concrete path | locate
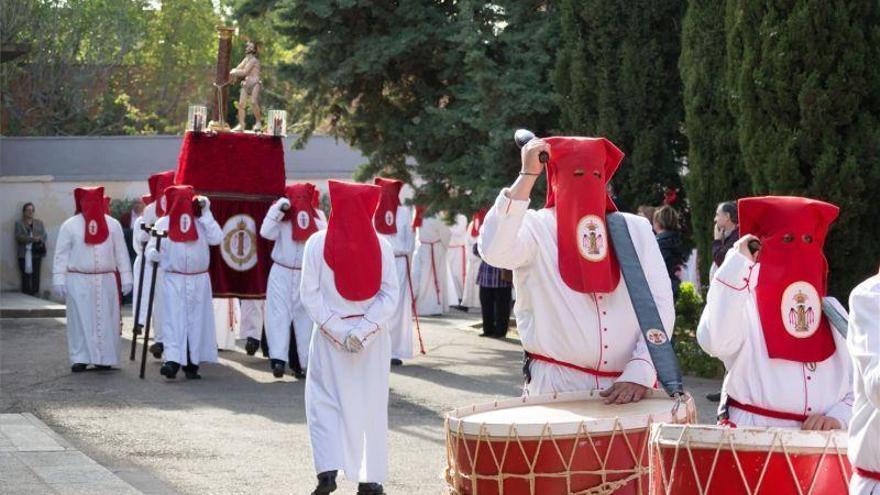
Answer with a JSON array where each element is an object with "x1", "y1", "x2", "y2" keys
[{"x1": 1, "y1": 413, "x2": 142, "y2": 494}]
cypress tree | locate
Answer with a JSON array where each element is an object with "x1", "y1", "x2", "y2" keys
[
  {"x1": 554, "y1": 0, "x2": 686, "y2": 211},
  {"x1": 727, "y1": 0, "x2": 880, "y2": 295},
  {"x1": 680, "y1": 0, "x2": 749, "y2": 278}
]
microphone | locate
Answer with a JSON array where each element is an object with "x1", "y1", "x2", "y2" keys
[{"x1": 514, "y1": 129, "x2": 549, "y2": 164}]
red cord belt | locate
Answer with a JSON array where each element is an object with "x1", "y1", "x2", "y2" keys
[
  {"x1": 165, "y1": 269, "x2": 209, "y2": 276},
  {"x1": 727, "y1": 397, "x2": 809, "y2": 422},
  {"x1": 855, "y1": 467, "x2": 880, "y2": 482},
  {"x1": 67, "y1": 269, "x2": 115, "y2": 275},
  {"x1": 525, "y1": 352, "x2": 622, "y2": 378},
  {"x1": 273, "y1": 260, "x2": 301, "y2": 270}
]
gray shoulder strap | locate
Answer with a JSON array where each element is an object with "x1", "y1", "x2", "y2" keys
[
  {"x1": 606, "y1": 212, "x2": 684, "y2": 397},
  {"x1": 822, "y1": 296, "x2": 848, "y2": 338}
]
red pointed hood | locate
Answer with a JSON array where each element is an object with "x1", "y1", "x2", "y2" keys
[
  {"x1": 148, "y1": 170, "x2": 176, "y2": 217},
  {"x1": 74, "y1": 187, "x2": 109, "y2": 245},
  {"x1": 373, "y1": 177, "x2": 404, "y2": 235},
  {"x1": 324, "y1": 180, "x2": 382, "y2": 301},
  {"x1": 285, "y1": 183, "x2": 321, "y2": 241},
  {"x1": 544, "y1": 136, "x2": 625, "y2": 294},
  {"x1": 738, "y1": 196, "x2": 839, "y2": 363},
  {"x1": 165, "y1": 185, "x2": 199, "y2": 242},
  {"x1": 470, "y1": 208, "x2": 488, "y2": 237}
]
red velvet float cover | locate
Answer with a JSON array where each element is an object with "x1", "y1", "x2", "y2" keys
[{"x1": 175, "y1": 131, "x2": 286, "y2": 298}]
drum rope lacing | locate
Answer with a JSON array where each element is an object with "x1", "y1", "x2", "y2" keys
[
  {"x1": 650, "y1": 424, "x2": 851, "y2": 495},
  {"x1": 445, "y1": 397, "x2": 697, "y2": 495}
]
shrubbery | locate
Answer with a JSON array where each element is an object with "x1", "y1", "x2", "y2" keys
[{"x1": 673, "y1": 282, "x2": 725, "y2": 378}]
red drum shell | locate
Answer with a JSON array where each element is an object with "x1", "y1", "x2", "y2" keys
[{"x1": 649, "y1": 424, "x2": 851, "y2": 495}]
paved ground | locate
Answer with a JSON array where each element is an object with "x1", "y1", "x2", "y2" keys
[
  {"x1": 0, "y1": 292, "x2": 65, "y2": 318},
  {"x1": 1, "y1": 310, "x2": 721, "y2": 494}
]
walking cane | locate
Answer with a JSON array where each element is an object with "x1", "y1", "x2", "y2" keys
[
  {"x1": 129, "y1": 224, "x2": 152, "y2": 361},
  {"x1": 139, "y1": 230, "x2": 167, "y2": 379}
]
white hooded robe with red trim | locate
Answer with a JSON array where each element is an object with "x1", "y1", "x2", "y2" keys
[
  {"x1": 53, "y1": 214, "x2": 132, "y2": 366},
  {"x1": 146, "y1": 209, "x2": 223, "y2": 367},
  {"x1": 413, "y1": 216, "x2": 452, "y2": 316},
  {"x1": 299, "y1": 230, "x2": 399, "y2": 483},
  {"x1": 461, "y1": 216, "x2": 484, "y2": 310},
  {"x1": 848, "y1": 273, "x2": 880, "y2": 495},
  {"x1": 446, "y1": 213, "x2": 468, "y2": 305},
  {"x1": 377, "y1": 205, "x2": 416, "y2": 360}
]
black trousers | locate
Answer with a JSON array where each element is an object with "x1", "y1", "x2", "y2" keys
[
  {"x1": 18, "y1": 257, "x2": 42, "y2": 296},
  {"x1": 479, "y1": 286, "x2": 512, "y2": 337}
]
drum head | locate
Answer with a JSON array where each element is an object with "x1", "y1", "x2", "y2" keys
[
  {"x1": 651, "y1": 424, "x2": 848, "y2": 453},
  {"x1": 447, "y1": 389, "x2": 689, "y2": 438}
]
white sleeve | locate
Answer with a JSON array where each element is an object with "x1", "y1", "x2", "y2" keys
[
  {"x1": 145, "y1": 217, "x2": 169, "y2": 267},
  {"x1": 400, "y1": 207, "x2": 415, "y2": 255},
  {"x1": 299, "y1": 234, "x2": 354, "y2": 345},
  {"x1": 110, "y1": 219, "x2": 133, "y2": 285},
  {"x1": 199, "y1": 211, "x2": 223, "y2": 246},
  {"x1": 259, "y1": 202, "x2": 285, "y2": 241},
  {"x1": 478, "y1": 190, "x2": 538, "y2": 270},
  {"x1": 696, "y1": 251, "x2": 755, "y2": 360},
  {"x1": 52, "y1": 220, "x2": 74, "y2": 286},
  {"x1": 616, "y1": 216, "x2": 675, "y2": 387},
  {"x1": 132, "y1": 216, "x2": 150, "y2": 254},
  {"x1": 351, "y1": 240, "x2": 401, "y2": 347},
  {"x1": 848, "y1": 281, "x2": 880, "y2": 409}
]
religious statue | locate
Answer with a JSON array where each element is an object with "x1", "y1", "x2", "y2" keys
[{"x1": 229, "y1": 41, "x2": 262, "y2": 132}]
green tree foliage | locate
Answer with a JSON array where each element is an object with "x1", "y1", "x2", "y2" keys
[
  {"x1": 554, "y1": 0, "x2": 686, "y2": 211},
  {"x1": 679, "y1": 0, "x2": 749, "y2": 278},
  {"x1": 726, "y1": 0, "x2": 880, "y2": 295}
]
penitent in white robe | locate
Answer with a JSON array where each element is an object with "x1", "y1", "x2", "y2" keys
[
  {"x1": 446, "y1": 213, "x2": 468, "y2": 305},
  {"x1": 53, "y1": 214, "x2": 132, "y2": 366},
  {"x1": 460, "y1": 221, "x2": 482, "y2": 310},
  {"x1": 147, "y1": 213, "x2": 223, "y2": 367},
  {"x1": 480, "y1": 190, "x2": 674, "y2": 395},
  {"x1": 300, "y1": 231, "x2": 399, "y2": 483},
  {"x1": 260, "y1": 202, "x2": 326, "y2": 369},
  {"x1": 697, "y1": 251, "x2": 853, "y2": 428},
  {"x1": 131, "y1": 203, "x2": 164, "y2": 341},
  {"x1": 846, "y1": 275, "x2": 880, "y2": 495},
  {"x1": 378, "y1": 206, "x2": 417, "y2": 360},
  {"x1": 239, "y1": 299, "x2": 265, "y2": 341},
  {"x1": 413, "y1": 216, "x2": 451, "y2": 316},
  {"x1": 213, "y1": 298, "x2": 240, "y2": 351}
]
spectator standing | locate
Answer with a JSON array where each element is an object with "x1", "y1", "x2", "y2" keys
[
  {"x1": 474, "y1": 244, "x2": 513, "y2": 338},
  {"x1": 653, "y1": 206, "x2": 685, "y2": 300},
  {"x1": 14, "y1": 202, "x2": 47, "y2": 296},
  {"x1": 711, "y1": 201, "x2": 739, "y2": 270}
]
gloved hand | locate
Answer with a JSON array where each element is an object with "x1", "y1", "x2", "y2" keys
[
  {"x1": 121, "y1": 283, "x2": 133, "y2": 296},
  {"x1": 197, "y1": 195, "x2": 211, "y2": 212},
  {"x1": 343, "y1": 334, "x2": 364, "y2": 353},
  {"x1": 275, "y1": 197, "x2": 291, "y2": 212},
  {"x1": 146, "y1": 249, "x2": 161, "y2": 263},
  {"x1": 53, "y1": 284, "x2": 66, "y2": 300}
]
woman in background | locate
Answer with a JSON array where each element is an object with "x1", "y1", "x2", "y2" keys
[{"x1": 15, "y1": 202, "x2": 47, "y2": 296}]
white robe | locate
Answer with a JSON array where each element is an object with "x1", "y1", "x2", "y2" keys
[
  {"x1": 300, "y1": 231, "x2": 399, "y2": 483},
  {"x1": 213, "y1": 298, "x2": 240, "y2": 351},
  {"x1": 479, "y1": 190, "x2": 674, "y2": 395},
  {"x1": 53, "y1": 214, "x2": 132, "y2": 366},
  {"x1": 446, "y1": 214, "x2": 468, "y2": 305},
  {"x1": 460, "y1": 224, "x2": 482, "y2": 310},
  {"x1": 847, "y1": 274, "x2": 880, "y2": 495},
  {"x1": 697, "y1": 250, "x2": 854, "y2": 428},
  {"x1": 413, "y1": 217, "x2": 451, "y2": 316},
  {"x1": 378, "y1": 206, "x2": 417, "y2": 360},
  {"x1": 131, "y1": 203, "x2": 164, "y2": 341},
  {"x1": 239, "y1": 299, "x2": 265, "y2": 340},
  {"x1": 147, "y1": 212, "x2": 223, "y2": 366},
  {"x1": 260, "y1": 202, "x2": 326, "y2": 368}
]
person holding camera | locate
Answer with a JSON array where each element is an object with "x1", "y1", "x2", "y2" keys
[{"x1": 15, "y1": 202, "x2": 47, "y2": 296}]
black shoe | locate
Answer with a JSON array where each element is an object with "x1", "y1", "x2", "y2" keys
[
  {"x1": 478, "y1": 333, "x2": 493, "y2": 338},
  {"x1": 133, "y1": 324, "x2": 143, "y2": 336},
  {"x1": 93, "y1": 365, "x2": 114, "y2": 371},
  {"x1": 183, "y1": 364, "x2": 201, "y2": 380},
  {"x1": 311, "y1": 470, "x2": 337, "y2": 495},
  {"x1": 160, "y1": 361, "x2": 179, "y2": 379},
  {"x1": 271, "y1": 359, "x2": 285, "y2": 378},
  {"x1": 71, "y1": 363, "x2": 87, "y2": 373},
  {"x1": 245, "y1": 337, "x2": 260, "y2": 356},
  {"x1": 390, "y1": 358, "x2": 403, "y2": 366},
  {"x1": 149, "y1": 342, "x2": 164, "y2": 359},
  {"x1": 706, "y1": 392, "x2": 722, "y2": 402},
  {"x1": 293, "y1": 369, "x2": 307, "y2": 380},
  {"x1": 357, "y1": 482, "x2": 385, "y2": 495}
]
